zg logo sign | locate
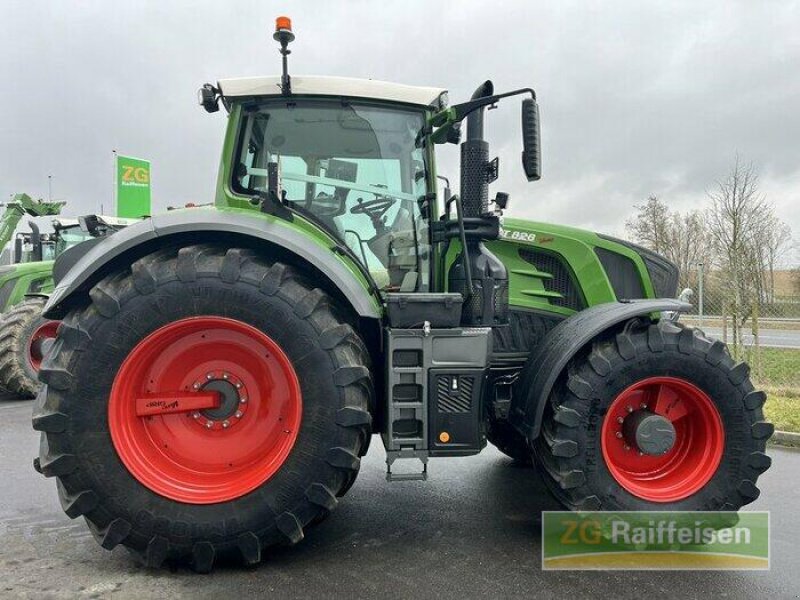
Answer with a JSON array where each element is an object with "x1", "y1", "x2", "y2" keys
[
  {"x1": 116, "y1": 154, "x2": 151, "y2": 218},
  {"x1": 120, "y1": 165, "x2": 150, "y2": 187}
]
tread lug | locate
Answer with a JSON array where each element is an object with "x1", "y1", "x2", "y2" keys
[
  {"x1": 38, "y1": 366, "x2": 73, "y2": 391},
  {"x1": 220, "y1": 249, "x2": 245, "y2": 283},
  {"x1": 306, "y1": 483, "x2": 338, "y2": 511},
  {"x1": 326, "y1": 447, "x2": 360, "y2": 471},
  {"x1": 751, "y1": 421, "x2": 774, "y2": 440},
  {"x1": 237, "y1": 532, "x2": 261, "y2": 566},
  {"x1": 32, "y1": 409, "x2": 68, "y2": 433},
  {"x1": 95, "y1": 518, "x2": 132, "y2": 550},
  {"x1": 319, "y1": 324, "x2": 352, "y2": 350},
  {"x1": 276, "y1": 512, "x2": 304, "y2": 545},
  {"x1": 744, "y1": 390, "x2": 767, "y2": 410},
  {"x1": 294, "y1": 288, "x2": 325, "y2": 318},
  {"x1": 738, "y1": 480, "x2": 760, "y2": 503},
  {"x1": 131, "y1": 261, "x2": 157, "y2": 294},
  {"x1": 259, "y1": 263, "x2": 287, "y2": 295},
  {"x1": 566, "y1": 374, "x2": 593, "y2": 400},
  {"x1": 144, "y1": 535, "x2": 169, "y2": 568},
  {"x1": 728, "y1": 362, "x2": 750, "y2": 385},
  {"x1": 191, "y1": 541, "x2": 216, "y2": 573},
  {"x1": 615, "y1": 332, "x2": 636, "y2": 360},
  {"x1": 336, "y1": 406, "x2": 371, "y2": 428},
  {"x1": 38, "y1": 435, "x2": 76, "y2": 477},
  {"x1": 89, "y1": 285, "x2": 121, "y2": 317},
  {"x1": 746, "y1": 451, "x2": 771, "y2": 474},
  {"x1": 334, "y1": 366, "x2": 370, "y2": 387},
  {"x1": 57, "y1": 480, "x2": 98, "y2": 518}
]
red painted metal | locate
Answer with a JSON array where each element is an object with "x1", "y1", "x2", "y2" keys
[
  {"x1": 27, "y1": 320, "x2": 61, "y2": 371},
  {"x1": 108, "y1": 316, "x2": 302, "y2": 504},
  {"x1": 601, "y1": 376, "x2": 725, "y2": 503},
  {"x1": 134, "y1": 392, "x2": 220, "y2": 417}
]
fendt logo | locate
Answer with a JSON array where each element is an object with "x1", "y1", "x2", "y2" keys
[{"x1": 120, "y1": 165, "x2": 150, "y2": 187}]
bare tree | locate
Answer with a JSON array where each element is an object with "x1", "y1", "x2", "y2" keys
[
  {"x1": 625, "y1": 195, "x2": 671, "y2": 254},
  {"x1": 625, "y1": 196, "x2": 711, "y2": 289},
  {"x1": 705, "y1": 155, "x2": 770, "y2": 351}
]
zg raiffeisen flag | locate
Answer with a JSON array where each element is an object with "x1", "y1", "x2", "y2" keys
[{"x1": 116, "y1": 154, "x2": 151, "y2": 218}]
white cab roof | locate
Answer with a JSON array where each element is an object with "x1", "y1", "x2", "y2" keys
[{"x1": 217, "y1": 75, "x2": 446, "y2": 108}]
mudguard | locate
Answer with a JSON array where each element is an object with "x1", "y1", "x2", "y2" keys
[
  {"x1": 44, "y1": 208, "x2": 381, "y2": 319},
  {"x1": 510, "y1": 299, "x2": 691, "y2": 440}
]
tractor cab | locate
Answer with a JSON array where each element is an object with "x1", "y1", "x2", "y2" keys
[{"x1": 225, "y1": 84, "x2": 439, "y2": 292}]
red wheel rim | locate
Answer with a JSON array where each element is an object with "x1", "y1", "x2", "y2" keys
[
  {"x1": 108, "y1": 316, "x2": 302, "y2": 504},
  {"x1": 28, "y1": 320, "x2": 61, "y2": 371},
  {"x1": 601, "y1": 376, "x2": 724, "y2": 503}
]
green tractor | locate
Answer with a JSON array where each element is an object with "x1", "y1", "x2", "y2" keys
[
  {"x1": 33, "y1": 19, "x2": 772, "y2": 572},
  {"x1": 0, "y1": 215, "x2": 134, "y2": 397}
]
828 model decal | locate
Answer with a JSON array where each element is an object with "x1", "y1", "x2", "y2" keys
[{"x1": 499, "y1": 227, "x2": 537, "y2": 243}]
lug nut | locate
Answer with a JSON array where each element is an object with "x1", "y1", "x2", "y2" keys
[
  {"x1": 192, "y1": 412, "x2": 200, "y2": 419},
  {"x1": 206, "y1": 421, "x2": 213, "y2": 429},
  {"x1": 239, "y1": 397, "x2": 247, "y2": 404},
  {"x1": 193, "y1": 383, "x2": 200, "y2": 389},
  {"x1": 623, "y1": 444, "x2": 630, "y2": 451},
  {"x1": 223, "y1": 373, "x2": 229, "y2": 380},
  {"x1": 627, "y1": 406, "x2": 634, "y2": 413},
  {"x1": 616, "y1": 431, "x2": 623, "y2": 439},
  {"x1": 236, "y1": 383, "x2": 242, "y2": 389},
  {"x1": 222, "y1": 420, "x2": 230, "y2": 428},
  {"x1": 207, "y1": 373, "x2": 214, "y2": 380},
  {"x1": 235, "y1": 411, "x2": 243, "y2": 418},
  {"x1": 617, "y1": 416, "x2": 624, "y2": 424}
]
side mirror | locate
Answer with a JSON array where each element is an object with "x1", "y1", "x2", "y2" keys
[
  {"x1": 521, "y1": 98, "x2": 541, "y2": 181},
  {"x1": 198, "y1": 83, "x2": 220, "y2": 113}
]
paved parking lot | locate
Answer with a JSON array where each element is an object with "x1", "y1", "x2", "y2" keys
[{"x1": 1, "y1": 398, "x2": 797, "y2": 599}]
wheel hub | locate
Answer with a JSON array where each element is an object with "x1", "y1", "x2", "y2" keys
[
  {"x1": 193, "y1": 373, "x2": 249, "y2": 430},
  {"x1": 622, "y1": 410, "x2": 676, "y2": 456}
]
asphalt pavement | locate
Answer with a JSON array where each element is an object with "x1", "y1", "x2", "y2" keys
[
  {"x1": 701, "y1": 327, "x2": 800, "y2": 349},
  {"x1": 1, "y1": 398, "x2": 798, "y2": 599}
]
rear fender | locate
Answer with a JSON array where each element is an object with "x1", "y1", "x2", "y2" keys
[
  {"x1": 510, "y1": 299, "x2": 691, "y2": 440},
  {"x1": 44, "y1": 208, "x2": 382, "y2": 320}
]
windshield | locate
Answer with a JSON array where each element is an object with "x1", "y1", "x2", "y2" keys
[
  {"x1": 54, "y1": 226, "x2": 94, "y2": 256},
  {"x1": 233, "y1": 100, "x2": 431, "y2": 292}
]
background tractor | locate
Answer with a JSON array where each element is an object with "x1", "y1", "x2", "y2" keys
[
  {"x1": 33, "y1": 18, "x2": 772, "y2": 572},
  {"x1": 0, "y1": 214, "x2": 134, "y2": 397}
]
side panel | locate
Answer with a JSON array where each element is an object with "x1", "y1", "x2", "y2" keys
[
  {"x1": 44, "y1": 207, "x2": 381, "y2": 319},
  {"x1": 487, "y1": 218, "x2": 657, "y2": 318},
  {"x1": 510, "y1": 299, "x2": 691, "y2": 440},
  {"x1": 0, "y1": 262, "x2": 55, "y2": 312}
]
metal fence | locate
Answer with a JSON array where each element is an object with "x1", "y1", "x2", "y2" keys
[{"x1": 679, "y1": 274, "x2": 800, "y2": 394}]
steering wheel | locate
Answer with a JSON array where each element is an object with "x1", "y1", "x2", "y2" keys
[
  {"x1": 350, "y1": 196, "x2": 397, "y2": 236},
  {"x1": 350, "y1": 196, "x2": 395, "y2": 219}
]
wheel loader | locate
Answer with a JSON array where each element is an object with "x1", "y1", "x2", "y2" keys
[{"x1": 32, "y1": 17, "x2": 773, "y2": 572}]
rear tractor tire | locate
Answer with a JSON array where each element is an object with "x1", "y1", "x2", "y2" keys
[
  {"x1": 0, "y1": 296, "x2": 60, "y2": 399},
  {"x1": 534, "y1": 319, "x2": 773, "y2": 511},
  {"x1": 33, "y1": 245, "x2": 373, "y2": 572}
]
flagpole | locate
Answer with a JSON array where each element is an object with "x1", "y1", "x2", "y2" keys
[{"x1": 111, "y1": 149, "x2": 117, "y2": 216}]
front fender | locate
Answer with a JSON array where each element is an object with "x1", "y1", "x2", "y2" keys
[
  {"x1": 510, "y1": 299, "x2": 691, "y2": 440},
  {"x1": 44, "y1": 208, "x2": 382, "y2": 320}
]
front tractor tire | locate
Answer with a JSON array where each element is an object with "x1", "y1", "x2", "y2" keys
[
  {"x1": 0, "y1": 296, "x2": 60, "y2": 399},
  {"x1": 33, "y1": 245, "x2": 373, "y2": 572},
  {"x1": 534, "y1": 319, "x2": 773, "y2": 512}
]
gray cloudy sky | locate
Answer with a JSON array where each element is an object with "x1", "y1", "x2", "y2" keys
[{"x1": 1, "y1": 1, "x2": 798, "y2": 262}]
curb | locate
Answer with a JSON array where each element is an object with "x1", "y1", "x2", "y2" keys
[{"x1": 770, "y1": 430, "x2": 800, "y2": 449}]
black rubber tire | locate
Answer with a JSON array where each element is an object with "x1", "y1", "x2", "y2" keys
[
  {"x1": 0, "y1": 296, "x2": 53, "y2": 399},
  {"x1": 486, "y1": 419, "x2": 532, "y2": 465},
  {"x1": 533, "y1": 319, "x2": 773, "y2": 511},
  {"x1": 33, "y1": 245, "x2": 373, "y2": 572}
]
